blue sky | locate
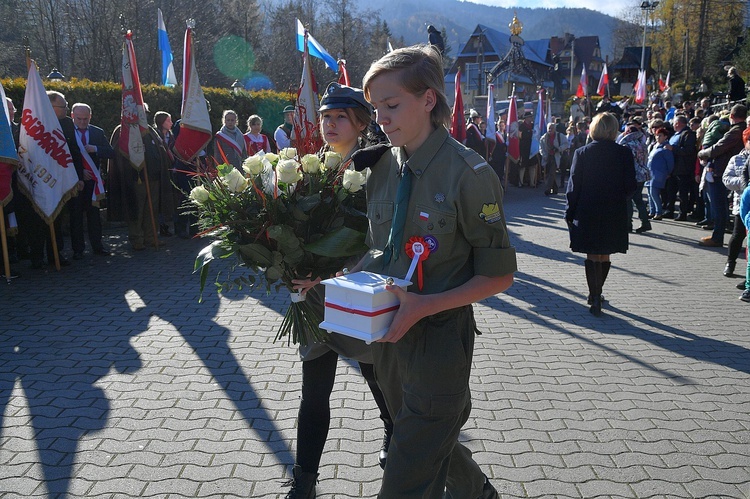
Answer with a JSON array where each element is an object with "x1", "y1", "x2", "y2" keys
[{"x1": 473, "y1": 0, "x2": 632, "y2": 17}]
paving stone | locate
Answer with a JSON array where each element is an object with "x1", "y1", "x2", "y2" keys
[{"x1": 2, "y1": 190, "x2": 748, "y2": 497}]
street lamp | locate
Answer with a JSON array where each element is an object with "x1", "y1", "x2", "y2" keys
[
  {"x1": 231, "y1": 79, "x2": 243, "y2": 95},
  {"x1": 640, "y1": 1, "x2": 659, "y2": 72},
  {"x1": 47, "y1": 68, "x2": 65, "y2": 81}
]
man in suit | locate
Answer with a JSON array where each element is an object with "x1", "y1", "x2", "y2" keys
[{"x1": 71, "y1": 102, "x2": 114, "y2": 256}]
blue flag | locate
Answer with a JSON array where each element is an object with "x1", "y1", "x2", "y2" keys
[
  {"x1": 296, "y1": 19, "x2": 337, "y2": 73},
  {"x1": 158, "y1": 9, "x2": 177, "y2": 87}
]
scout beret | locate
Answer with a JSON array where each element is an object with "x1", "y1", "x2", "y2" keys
[{"x1": 319, "y1": 83, "x2": 371, "y2": 113}]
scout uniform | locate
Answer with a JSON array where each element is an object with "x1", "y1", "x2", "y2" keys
[{"x1": 362, "y1": 126, "x2": 517, "y2": 498}]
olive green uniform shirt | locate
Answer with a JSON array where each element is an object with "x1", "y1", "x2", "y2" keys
[{"x1": 363, "y1": 126, "x2": 517, "y2": 290}]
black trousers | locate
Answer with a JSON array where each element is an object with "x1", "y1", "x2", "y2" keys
[
  {"x1": 728, "y1": 213, "x2": 748, "y2": 263},
  {"x1": 296, "y1": 349, "x2": 390, "y2": 473},
  {"x1": 70, "y1": 180, "x2": 104, "y2": 253},
  {"x1": 676, "y1": 174, "x2": 696, "y2": 217}
]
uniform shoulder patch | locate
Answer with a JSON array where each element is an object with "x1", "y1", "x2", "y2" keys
[{"x1": 448, "y1": 140, "x2": 490, "y2": 174}]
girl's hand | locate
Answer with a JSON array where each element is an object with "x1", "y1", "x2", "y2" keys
[{"x1": 291, "y1": 277, "x2": 322, "y2": 296}]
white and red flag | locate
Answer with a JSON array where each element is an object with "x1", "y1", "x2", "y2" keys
[
  {"x1": 174, "y1": 22, "x2": 212, "y2": 163},
  {"x1": 119, "y1": 30, "x2": 149, "y2": 170},
  {"x1": 293, "y1": 30, "x2": 323, "y2": 156},
  {"x1": 506, "y1": 95, "x2": 520, "y2": 164},
  {"x1": 576, "y1": 65, "x2": 588, "y2": 99},
  {"x1": 449, "y1": 69, "x2": 466, "y2": 143},
  {"x1": 597, "y1": 63, "x2": 609, "y2": 96},
  {"x1": 16, "y1": 62, "x2": 79, "y2": 223},
  {"x1": 635, "y1": 70, "x2": 647, "y2": 104}
]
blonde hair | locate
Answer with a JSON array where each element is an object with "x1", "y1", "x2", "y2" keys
[
  {"x1": 363, "y1": 44, "x2": 451, "y2": 130},
  {"x1": 246, "y1": 114, "x2": 263, "y2": 128},
  {"x1": 588, "y1": 113, "x2": 619, "y2": 141}
]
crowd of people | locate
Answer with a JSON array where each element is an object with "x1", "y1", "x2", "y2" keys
[
  {"x1": 459, "y1": 66, "x2": 750, "y2": 305},
  {"x1": 1, "y1": 92, "x2": 307, "y2": 273}
]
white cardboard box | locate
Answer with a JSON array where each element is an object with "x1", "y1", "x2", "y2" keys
[{"x1": 319, "y1": 271, "x2": 411, "y2": 343}]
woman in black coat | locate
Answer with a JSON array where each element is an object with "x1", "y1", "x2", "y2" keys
[{"x1": 565, "y1": 113, "x2": 637, "y2": 315}]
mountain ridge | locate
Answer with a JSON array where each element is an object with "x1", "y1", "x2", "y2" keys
[{"x1": 351, "y1": 0, "x2": 622, "y2": 61}]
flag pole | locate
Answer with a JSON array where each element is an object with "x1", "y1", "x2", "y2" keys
[
  {"x1": 503, "y1": 156, "x2": 509, "y2": 190},
  {"x1": 143, "y1": 169, "x2": 159, "y2": 250},
  {"x1": 49, "y1": 223, "x2": 61, "y2": 270},
  {"x1": 0, "y1": 205, "x2": 11, "y2": 282}
]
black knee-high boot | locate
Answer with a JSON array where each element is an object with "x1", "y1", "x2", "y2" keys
[
  {"x1": 600, "y1": 261, "x2": 611, "y2": 302},
  {"x1": 584, "y1": 259, "x2": 596, "y2": 303},
  {"x1": 585, "y1": 260, "x2": 602, "y2": 316}
]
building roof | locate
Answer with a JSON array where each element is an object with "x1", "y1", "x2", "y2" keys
[
  {"x1": 549, "y1": 34, "x2": 604, "y2": 72},
  {"x1": 455, "y1": 24, "x2": 552, "y2": 68},
  {"x1": 612, "y1": 46, "x2": 653, "y2": 71}
]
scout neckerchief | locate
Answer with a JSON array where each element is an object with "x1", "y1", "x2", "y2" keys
[{"x1": 382, "y1": 161, "x2": 412, "y2": 265}]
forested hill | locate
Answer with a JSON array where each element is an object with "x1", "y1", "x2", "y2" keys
[{"x1": 345, "y1": 0, "x2": 621, "y2": 60}]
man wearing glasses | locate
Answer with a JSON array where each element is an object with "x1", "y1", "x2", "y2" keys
[{"x1": 48, "y1": 91, "x2": 85, "y2": 261}]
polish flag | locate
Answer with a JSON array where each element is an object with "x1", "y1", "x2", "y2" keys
[
  {"x1": 597, "y1": 64, "x2": 609, "y2": 96},
  {"x1": 576, "y1": 65, "x2": 588, "y2": 98},
  {"x1": 174, "y1": 22, "x2": 212, "y2": 163},
  {"x1": 635, "y1": 70, "x2": 647, "y2": 104}
]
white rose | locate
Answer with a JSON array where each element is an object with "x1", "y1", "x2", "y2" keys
[
  {"x1": 300, "y1": 154, "x2": 321, "y2": 174},
  {"x1": 242, "y1": 155, "x2": 264, "y2": 176},
  {"x1": 279, "y1": 147, "x2": 297, "y2": 160},
  {"x1": 189, "y1": 185, "x2": 210, "y2": 204},
  {"x1": 264, "y1": 152, "x2": 279, "y2": 165},
  {"x1": 323, "y1": 151, "x2": 343, "y2": 170},
  {"x1": 342, "y1": 170, "x2": 366, "y2": 192},
  {"x1": 276, "y1": 159, "x2": 303, "y2": 184},
  {"x1": 222, "y1": 168, "x2": 248, "y2": 193}
]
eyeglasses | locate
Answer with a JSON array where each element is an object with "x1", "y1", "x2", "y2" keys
[{"x1": 53, "y1": 104, "x2": 69, "y2": 110}]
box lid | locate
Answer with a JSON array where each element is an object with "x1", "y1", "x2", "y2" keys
[{"x1": 320, "y1": 271, "x2": 411, "y2": 294}]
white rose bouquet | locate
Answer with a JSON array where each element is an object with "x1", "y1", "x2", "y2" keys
[{"x1": 192, "y1": 149, "x2": 368, "y2": 346}]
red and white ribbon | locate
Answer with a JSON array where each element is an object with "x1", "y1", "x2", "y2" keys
[{"x1": 405, "y1": 236, "x2": 430, "y2": 290}]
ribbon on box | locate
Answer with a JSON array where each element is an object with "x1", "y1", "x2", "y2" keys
[{"x1": 404, "y1": 236, "x2": 430, "y2": 290}]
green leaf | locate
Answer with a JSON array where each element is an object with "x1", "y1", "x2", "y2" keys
[
  {"x1": 267, "y1": 224, "x2": 301, "y2": 252},
  {"x1": 194, "y1": 241, "x2": 232, "y2": 274},
  {"x1": 304, "y1": 226, "x2": 367, "y2": 257},
  {"x1": 296, "y1": 194, "x2": 321, "y2": 212},
  {"x1": 217, "y1": 163, "x2": 235, "y2": 177},
  {"x1": 237, "y1": 243, "x2": 274, "y2": 267},
  {"x1": 266, "y1": 265, "x2": 283, "y2": 281}
]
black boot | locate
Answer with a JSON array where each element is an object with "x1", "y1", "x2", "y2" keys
[
  {"x1": 724, "y1": 261, "x2": 736, "y2": 277},
  {"x1": 584, "y1": 259, "x2": 596, "y2": 305},
  {"x1": 590, "y1": 261, "x2": 604, "y2": 316},
  {"x1": 585, "y1": 260, "x2": 602, "y2": 316},
  {"x1": 600, "y1": 261, "x2": 611, "y2": 305},
  {"x1": 379, "y1": 419, "x2": 393, "y2": 470},
  {"x1": 284, "y1": 465, "x2": 317, "y2": 499}
]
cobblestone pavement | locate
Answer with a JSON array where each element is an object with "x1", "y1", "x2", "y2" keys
[{"x1": 1, "y1": 187, "x2": 749, "y2": 499}]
